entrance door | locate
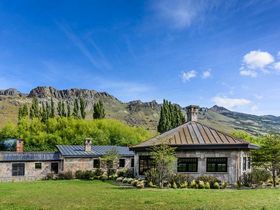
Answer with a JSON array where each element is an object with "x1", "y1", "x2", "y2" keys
[{"x1": 51, "y1": 162, "x2": 59, "y2": 174}]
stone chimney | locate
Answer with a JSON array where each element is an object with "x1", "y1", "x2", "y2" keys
[
  {"x1": 186, "y1": 105, "x2": 199, "y2": 122},
  {"x1": 84, "y1": 138, "x2": 92, "y2": 152},
  {"x1": 16, "y1": 139, "x2": 24, "y2": 153}
]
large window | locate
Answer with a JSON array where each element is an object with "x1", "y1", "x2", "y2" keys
[
  {"x1": 206, "y1": 158, "x2": 227, "y2": 172},
  {"x1": 177, "y1": 158, "x2": 198, "y2": 172},
  {"x1": 119, "y1": 159, "x2": 125, "y2": 168},
  {"x1": 12, "y1": 163, "x2": 25, "y2": 176},
  {"x1": 93, "y1": 159, "x2": 100, "y2": 168},
  {"x1": 139, "y1": 156, "x2": 154, "y2": 175}
]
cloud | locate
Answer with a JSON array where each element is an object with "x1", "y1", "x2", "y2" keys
[
  {"x1": 274, "y1": 62, "x2": 280, "y2": 72},
  {"x1": 251, "y1": 105, "x2": 258, "y2": 112},
  {"x1": 240, "y1": 50, "x2": 275, "y2": 77},
  {"x1": 212, "y1": 96, "x2": 251, "y2": 109},
  {"x1": 202, "y1": 69, "x2": 211, "y2": 79},
  {"x1": 181, "y1": 70, "x2": 197, "y2": 82}
]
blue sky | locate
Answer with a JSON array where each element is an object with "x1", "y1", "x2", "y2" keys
[{"x1": 1, "y1": 0, "x2": 280, "y2": 115}]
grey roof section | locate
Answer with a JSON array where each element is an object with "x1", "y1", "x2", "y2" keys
[
  {"x1": 56, "y1": 145, "x2": 134, "y2": 157},
  {"x1": 0, "y1": 152, "x2": 61, "y2": 162}
]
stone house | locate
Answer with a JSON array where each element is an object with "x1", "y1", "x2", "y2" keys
[
  {"x1": 0, "y1": 139, "x2": 134, "y2": 182},
  {"x1": 130, "y1": 105, "x2": 259, "y2": 184}
]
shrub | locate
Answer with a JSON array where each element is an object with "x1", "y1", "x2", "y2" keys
[
  {"x1": 221, "y1": 182, "x2": 228, "y2": 189},
  {"x1": 204, "y1": 182, "x2": 210, "y2": 189},
  {"x1": 179, "y1": 181, "x2": 188, "y2": 188},
  {"x1": 75, "y1": 170, "x2": 94, "y2": 180},
  {"x1": 127, "y1": 178, "x2": 134, "y2": 184},
  {"x1": 148, "y1": 181, "x2": 157, "y2": 188},
  {"x1": 145, "y1": 168, "x2": 158, "y2": 185},
  {"x1": 136, "y1": 181, "x2": 145, "y2": 189},
  {"x1": 107, "y1": 168, "x2": 117, "y2": 176},
  {"x1": 169, "y1": 174, "x2": 194, "y2": 186},
  {"x1": 172, "y1": 182, "x2": 178, "y2": 189},
  {"x1": 196, "y1": 176, "x2": 220, "y2": 189},
  {"x1": 94, "y1": 168, "x2": 104, "y2": 176},
  {"x1": 213, "y1": 182, "x2": 220, "y2": 189},
  {"x1": 122, "y1": 178, "x2": 129, "y2": 183},
  {"x1": 251, "y1": 169, "x2": 271, "y2": 185},
  {"x1": 239, "y1": 173, "x2": 252, "y2": 187},
  {"x1": 46, "y1": 173, "x2": 55, "y2": 180},
  {"x1": 58, "y1": 171, "x2": 73, "y2": 180},
  {"x1": 198, "y1": 181, "x2": 205, "y2": 189},
  {"x1": 235, "y1": 180, "x2": 242, "y2": 189},
  {"x1": 116, "y1": 177, "x2": 124, "y2": 182},
  {"x1": 109, "y1": 174, "x2": 118, "y2": 180},
  {"x1": 190, "y1": 180, "x2": 197, "y2": 189},
  {"x1": 131, "y1": 179, "x2": 138, "y2": 187},
  {"x1": 100, "y1": 174, "x2": 108, "y2": 181}
]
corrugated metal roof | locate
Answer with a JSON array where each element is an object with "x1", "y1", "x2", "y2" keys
[
  {"x1": 56, "y1": 145, "x2": 134, "y2": 157},
  {"x1": 0, "y1": 152, "x2": 61, "y2": 162},
  {"x1": 132, "y1": 121, "x2": 254, "y2": 149}
]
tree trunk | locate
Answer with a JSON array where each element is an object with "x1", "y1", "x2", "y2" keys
[{"x1": 272, "y1": 167, "x2": 276, "y2": 188}]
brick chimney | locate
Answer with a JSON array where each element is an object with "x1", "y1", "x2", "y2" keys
[
  {"x1": 16, "y1": 139, "x2": 24, "y2": 152},
  {"x1": 84, "y1": 138, "x2": 92, "y2": 152},
  {"x1": 186, "y1": 105, "x2": 199, "y2": 122}
]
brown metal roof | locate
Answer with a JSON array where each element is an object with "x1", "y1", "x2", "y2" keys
[{"x1": 132, "y1": 121, "x2": 253, "y2": 149}]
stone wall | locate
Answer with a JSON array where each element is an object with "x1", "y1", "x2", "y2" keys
[
  {"x1": 134, "y1": 149, "x2": 251, "y2": 184},
  {"x1": 0, "y1": 161, "x2": 62, "y2": 182}
]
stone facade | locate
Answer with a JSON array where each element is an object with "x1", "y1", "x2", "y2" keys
[
  {"x1": 0, "y1": 161, "x2": 62, "y2": 182},
  {"x1": 134, "y1": 149, "x2": 251, "y2": 184}
]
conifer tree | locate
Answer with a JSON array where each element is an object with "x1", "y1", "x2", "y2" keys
[
  {"x1": 50, "y1": 98, "x2": 55, "y2": 118},
  {"x1": 67, "y1": 103, "x2": 71, "y2": 117},
  {"x1": 30, "y1": 97, "x2": 40, "y2": 119},
  {"x1": 18, "y1": 104, "x2": 29, "y2": 121},
  {"x1": 93, "y1": 101, "x2": 105, "y2": 119},
  {"x1": 62, "y1": 102, "x2": 67, "y2": 117},
  {"x1": 57, "y1": 101, "x2": 62, "y2": 117},
  {"x1": 80, "y1": 97, "x2": 86, "y2": 119},
  {"x1": 73, "y1": 98, "x2": 80, "y2": 118}
]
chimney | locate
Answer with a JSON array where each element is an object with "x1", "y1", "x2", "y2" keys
[
  {"x1": 84, "y1": 138, "x2": 92, "y2": 152},
  {"x1": 186, "y1": 105, "x2": 199, "y2": 122},
  {"x1": 16, "y1": 139, "x2": 24, "y2": 152}
]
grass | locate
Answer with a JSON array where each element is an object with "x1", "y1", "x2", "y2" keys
[{"x1": 0, "y1": 180, "x2": 280, "y2": 210}]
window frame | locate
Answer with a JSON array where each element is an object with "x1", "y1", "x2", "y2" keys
[
  {"x1": 93, "y1": 159, "x2": 100, "y2": 169},
  {"x1": 248, "y1": 157, "x2": 251, "y2": 169},
  {"x1": 119, "y1": 159, "x2": 125, "y2": 168},
  {"x1": 139, "y1": 156, "x2": 154, "y2": 175},
  {"x1": 12, "y1": 163, "x2": 25, "y2": 176},
  {"x1": 131, "y1": 158, "x2": 134, "y2": 168},
  {"x1": 206, "y1": 157, "x2": 228, "y2": 172},
  {"x1": 35, "y1": 162, "x2": 42, "y2": 170},
  {"x1": 177, "y1": 158, "x2": 198, "y2": 172},
  {"x1": 243, "y1": 157, "x2": 247, "y2": 171}
]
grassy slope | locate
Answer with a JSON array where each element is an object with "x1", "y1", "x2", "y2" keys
[{"x1": 0, "y1": 180, "x2": 280, "y2": 210}]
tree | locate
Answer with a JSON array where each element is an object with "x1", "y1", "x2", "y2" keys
[
  {"x1": 93, "y1": 101, "x2": 105, "y2": 119},
  {"x1": 80, "y1": 97, "x2": 86, "y2": 119},
  {"x1": 67, "y1": 103, "x2": 71, "y2": 117},
  {"x1": 57, "y1": 101, "x2": 62, "y2": 117},
  {"x1": 73, "y1": 98, "x2": 80, "y2": 118},
  {"x1": 150, "y1": 144, "x2": 176, "y2": 188},
  {"x1": 62, "y1": 102, "x2": 67, "y2": 117},
  {"x1": 157, "y1": 100, "x2": 185, "y2": 133},
  {"x1": 29, "y1": 97, "x2": 40, "y2": 119},
  {"x1": 252, "y1": 134, "x2": 280, "y2": 187},
  {"x1": 50, "y1": 98, "x2": 55, "y2": 118},
  {"x1": 18, "y1": 104, "x2": 29, "y2": 121},
  {"x1": 101, "y1": 148, "x2": 120, "y2": 169}
]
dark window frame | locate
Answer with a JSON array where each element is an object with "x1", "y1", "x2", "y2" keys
[
  {"x1": 119, "y1": 159, "x2": 125, "y2": 168},
  {"x1": 248, "y1": 157, "x2": 251, "y2": 169},
  {"x1": 12, "y1": 163, "x2": 25, "y2": 176},
  {"x1": 35, "y1": 162, "x2": 42, "y2": 170},
  {"x1": 177, "y1": 158, "x2": 198, "y2": 172},
  {"x1": 131, "y1": 158, "x2": 134, "y2": 168},
  {"x1": 93, "y1": 159, "x2": 100, "y2": 169},
  {"x1": 206, "y1": 157, "x2": 228, "y2": 172},
  {"x1": 243, "y1": 157, "x2": 247, "y2": 171},
  {"x1": 139, "y1": 156, "x2": 155, "y2": 175}
]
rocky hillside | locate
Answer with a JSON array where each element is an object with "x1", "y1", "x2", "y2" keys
[{"x1": 1, "y1": 86, "x2": 280, "y2": 135}]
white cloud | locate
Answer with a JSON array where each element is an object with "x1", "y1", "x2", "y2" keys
[
  {"x1": 212, "y1": 96, "x2": 251, "y2": 109},
  {"x1": 240, "y1": 69, "x2": 257, "y2": 77},
  {"x1": 251, "y1": 105, "x2": 258, "y2": 112},
  {"x1": 181, "y1": 70, "x2": 196, "y2": 82},
  {"x1": 274, "y1": 62, "x2": 280, "y2": 72},
  {"x1": 243, "y1": 50, "x2": 274, "y2": 69},
  {"x1": 202, "y1": 69, "x2": 211, "y2": 79}
]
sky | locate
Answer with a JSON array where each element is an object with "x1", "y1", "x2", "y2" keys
[{"x1": 0, "y1": 0, "x2": 280, "y2": 115}]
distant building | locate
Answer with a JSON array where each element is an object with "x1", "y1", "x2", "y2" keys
[{"x1": 130, "y1": 105, "x2": 259, "y2": 184}]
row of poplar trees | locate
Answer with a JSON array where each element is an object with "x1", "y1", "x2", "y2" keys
[
  {"x1": 157, "y1": 100, "x2": 185, "y2": 133},
  {"x1": 18, "y1": 97, "x2": 105, "y2": 122}
]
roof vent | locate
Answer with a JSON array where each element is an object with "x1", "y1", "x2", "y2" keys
[
  {"x1": 186, "y1": 105, "x2": 199, "y2": 122},
  {"x1": 84, "y1": 138, "x2": 92, "y2": 152}
]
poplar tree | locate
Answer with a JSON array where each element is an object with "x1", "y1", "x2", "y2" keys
[
  {"x1": 18, "y1": 104, "x2": 29, "y2": 121},
  {"x1": 93, "y1": 101, "x2": 105, "y2": 119},
  {"x1": 30, "y1": 97, "x2": 40, "y2": 119},
  {"x1": 57, "y1": 101, "x2": 62, "y2": 117},
  {"x1": 73, "y1": 98, "x2": 80, "y2": 118},
  {"x1": 62, "y1": 102, "x2": 67, "y2": 117},
  {"x1": 50, "y1": 98, "x2": 55, "y2": 118},
  {"x1": 67, "y1": 103, "x2": 71, "y2": 117},
  {"x1": 80, "y1": 97, "x2": 86, "y2": 119}
]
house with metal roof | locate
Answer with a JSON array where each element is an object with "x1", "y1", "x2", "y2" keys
[
  {"x1": 0, "y1": 139, "x2": 134, "y2": 182},
  {"x1": 130, "y1": 105, "x2": 259, "y2": 184}
]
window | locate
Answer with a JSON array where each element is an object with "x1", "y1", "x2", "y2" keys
[
  {"x1": 35, "y1": 163, "x2": 42, "y2": 169},
  {"x1": 93, "y1": 159, "x2": 100, "y2": 168},
  {"x1": 248, "y1": 157, "x2": 251, "y2": 169},
  {"x1": 206, "y1": 158, "x2": 227, "y2": 172},
  {"x1": 119, "y1": 159, "x2": 125, "y2": 168},
  {"x1": 51, "y1": 162, "x2": 59, "y2": 174},
  {"x1": 12, "y1": 163, "x2": 25, "y2": 176},
  {"x1": 131, "y1": 158, "x2": 134, "y2": 168},
  {"x1": 177, "y1": 158, "x2": 198, "y2": 172},
  {"x1": 139, "y1": 156, "x2": 154, "y2": 175},
  {"x1": 243, "y1": 157, "x2": 247, "y2": 171}
]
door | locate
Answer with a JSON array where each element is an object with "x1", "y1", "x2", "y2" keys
[{"x1": 51, "y1": 162, "x2": 59, "y2": 174}]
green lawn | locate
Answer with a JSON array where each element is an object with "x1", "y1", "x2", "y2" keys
[{"x1": 0, "y1": 180, "x2": 279, "y2": 210}]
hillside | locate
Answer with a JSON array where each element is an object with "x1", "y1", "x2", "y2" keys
[{"x1": 1, "y1": 86, "x2": 280, "y2": 135}]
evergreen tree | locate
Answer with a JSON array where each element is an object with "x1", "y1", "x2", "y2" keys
[
  {"x1": 41, "y1": 102, "x2": 48, "y2": 123},
  {"x1": 73, "y1": 98, "x2": 80, "y2": 118},
  {"x1": 45, "y1": 102, "x2": 50, "y2": 119},
  {"x1": 67, "y1": 103, "x2": 71, "y2": 117},
  {"x1": 18, "y1": 104, "x2": 29, "y2": 121},
  {"x1": 62, "y1": 102, "x2": 67, "y2": 117},
  {"x1": 157, "y1": 99, "x2": 185, "y2": 133},
  {"x1": 57, "y1": 101, "x2": 62, "y2": 117},
  {"x1": 80, "y1": 97, "x2": 86, "y2": 119},
  {"x1": 30, "y1": 97, "x2": 40, "y2": 119},
  {"x1": 50, "y1": 98, "x2": 55, "y2": 118},
  {"x1": 93, "y1": 101, "x2": 105, "y2": 119}
]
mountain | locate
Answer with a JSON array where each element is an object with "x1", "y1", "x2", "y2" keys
[{"x1": 1, "y1": 86, "x2": 280, "y2": 135}]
